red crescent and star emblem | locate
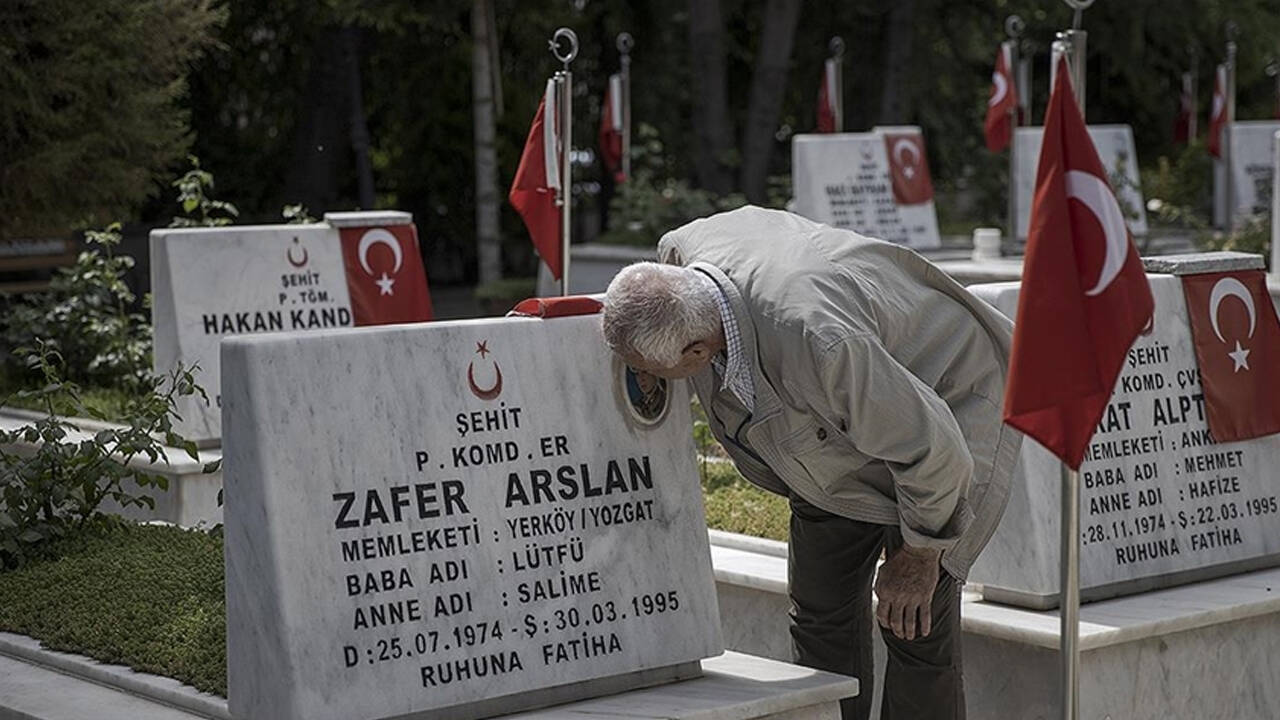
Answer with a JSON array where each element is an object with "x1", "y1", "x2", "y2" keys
[
  {"x1": 467, "y1": 340, "x2": 503, "y2": 400},
  {"x1": 287, "y1": 237, "x2": 309, "y2": 268}
]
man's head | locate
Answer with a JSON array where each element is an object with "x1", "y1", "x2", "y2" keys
[{"x1": 602, "y1": 262, "x2": 724, "y2": 379}]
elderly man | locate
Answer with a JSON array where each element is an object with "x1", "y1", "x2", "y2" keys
[{"x1": 602, "y1": 206, "x2": 1021, "y2": 720}]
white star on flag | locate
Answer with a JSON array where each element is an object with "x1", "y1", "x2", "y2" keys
[
  {"x1": 1228, "y1": 340, "x2": 1250, "y2": 372},
  {"x1": 375, "y1": 272, "x2": 396, "y2": 296}
]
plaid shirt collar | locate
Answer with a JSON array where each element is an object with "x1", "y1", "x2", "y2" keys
[{"x1": 699, "y1": 273, "x2": 755, "y2": 412}]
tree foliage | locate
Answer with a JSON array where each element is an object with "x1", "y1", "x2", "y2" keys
[{"x1": 0, "y1": 0, "x2": 225, "y2": 239}]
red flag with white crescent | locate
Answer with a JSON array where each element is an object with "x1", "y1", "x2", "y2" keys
[
  {"x1": 883, "y1": 131, "x2": 934, "y2": 205},
  {"x1": 1174, "y1": 72, "x2": 1193, "y2": 145},
  {"x1": 817, "y1": 58, "x2": 839, "y2": 133},
  {"x1": 1182, "y1": 270, "x2": 1280, "y2": 442},
  {"x1": 1208, "y1": 64, "x2": 1228, "y2": 158},
  {"x1": 599, "y1": 73, "x2": 625, "y2": 183},
  {"x1": 509, "y1": 79, "x2": 563, "y2": 280},
  {"x1": 1003, "y1": 58, "x2": 1155, "y2": 470},
  {"x1": 984, "y1": 41, "x2": 1018, "y2": 152},
  {"x1": 338, "y1": 224, "x2": 434, "y2": 325}
]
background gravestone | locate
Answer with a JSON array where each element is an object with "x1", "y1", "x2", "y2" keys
[
  {"x1": 222, "y1": 313, "x2": 723, "y2": 720},
  {"x1": 151, "y1": 211, "x2": 430, "y2": 445},
  {"x1": 791, "y1": 128, "x2": 942, "y2": 249},
  {"x1": 969, "y1": 260, "x2": 1280, "y2": 608},
  {"x1": 1014, "y1": 125, "x2": 1148, "y2": 240},
  {"x1": 1213, "y1": 121, "x2": 1280, "y2": 228}
]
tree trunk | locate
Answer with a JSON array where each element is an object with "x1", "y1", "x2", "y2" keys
[
  {"x1": 688, "y1": 0, "x2": 734, "y2": 195},
  {"x1": 739, "y1": 0, "x2": 801, "y2": 204},
  {"x1": 472, "y1": 0, "x2": 501, "y2": 286},
  {"x1": 878, "y1": 0, "x2": 917, "y2": 125},
  {"x1": 284, "y1": 28, "x2": 347, "y2": 212},
  {"x1": 342, "y1": 26, "x2": 375, "y2": 210}
]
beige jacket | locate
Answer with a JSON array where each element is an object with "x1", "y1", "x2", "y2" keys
[{"x1": 659, "y1": 206, "x2": 1022, "y2": 578}]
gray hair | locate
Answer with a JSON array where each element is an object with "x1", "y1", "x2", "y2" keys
[{"x1": 602, "y1": 262, "x2": 721, "y2": 367}]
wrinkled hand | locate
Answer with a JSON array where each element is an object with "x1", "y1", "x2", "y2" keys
[{"x1": 874, "y1": 545, "x2": 941, "y2": 641}]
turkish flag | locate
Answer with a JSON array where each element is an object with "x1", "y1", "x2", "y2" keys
[
  {"x1": 1208, "y1": 64, "x2": 1228, "y2": 158},
  {"x1": 884, "y1": 132, "x2": 934, "y2": 205},
  {"x1": 984, "y1": 41, "x2": 1018, "y2": 152},
  {"x1": 510, "y1": 79, "x2": 563, "y2": 280},
  {"x1": 1182, "y1": 270, "x2": 1280, "y2": 442},
  {"x1": 338, "y1": 224, "x2": 434, "y2": 325},
  {"x1": 599, "y1": 74, "x2": 625, "y2": 183},
  {"x1": 817, "y1": 58, "x2": 839, "y2": 133},
  {"x1": 1174, "y1": 72, "x2": 1193, "y2": 145},
  {"x1": 1003, "y1": 58, "x2": 1155, "y2": 470}
]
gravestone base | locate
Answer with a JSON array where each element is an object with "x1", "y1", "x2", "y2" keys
[{"x1": 708, "y1": 531, "x2": 1280, "y2": 719}]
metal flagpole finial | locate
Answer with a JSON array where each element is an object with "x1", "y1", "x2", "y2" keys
[
  {"x1": 1005, "y1": 14, "x2": 1025, "y2": 39},
  {"x1": 829, "y1": 36, "x2": 845, "y2": 59},
  {"x1": 1062, "y1": 0, "x2": 1095, "y2": 30},
  {"x1": 550, "y1": 27, "x2": 579, "y2": 70},
  {"x1": 616, "y1": 32, "x2": 633, "y2": 55}
]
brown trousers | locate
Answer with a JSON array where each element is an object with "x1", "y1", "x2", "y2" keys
[{"x1": 788, "y1": 496, "x2": 964, "y2": 720}]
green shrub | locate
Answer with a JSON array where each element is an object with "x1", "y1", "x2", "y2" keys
[
  {"x1": 2, "y1": 224, "x2": 152, "y2": 393},
  {"x1": 169, "y1": 156, "x2": 240, "y2": 228},
  {"x1": 0, "y1": 343, "x2": 213, "y2": 568}
]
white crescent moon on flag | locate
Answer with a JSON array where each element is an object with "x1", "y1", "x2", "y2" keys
[
  {"x1": 989, "y1": 72, "x2": 1008, "y2": 108},
  {"x1": 358, "y1": 228, "x2": 404, "y2": 276},
  {"x1": 1208, "y1": 277, "x2": 1257, "y2": 343},
  {"x1": 893, "y1": 138, "x2": 920, "y2": 167},
  {"x1": 1064, "y1": 170, "x2": 1130, "y2": 297}
]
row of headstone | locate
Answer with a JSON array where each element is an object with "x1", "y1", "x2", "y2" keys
[
  {"x1": 150, "y1": 211, "x2": 433, "y2": 445},
  {"x1": 1214, "y1": 121, "x2": 1280, "y2": 228},
  {"x1": 222, "y1": 313, "x2": 724, "y2": 720},
  {"x1": 968, "y1": 254, "x2": 1280, "y2": 608},
  {"x1": 791, "y1": 126, "x2": 942, "y2": 249}
]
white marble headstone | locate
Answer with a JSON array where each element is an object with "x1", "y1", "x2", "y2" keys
[
  {"x1": 1014, "y1": 124, "x2": 1148, "y2": 239},
  {"x1": 222, "y1": 314, "x2": 723, "y2": 720},
  {"x1": 969, "y1": 262, "x2": 1280, "y2": 608},
  {"x1": 792, "y1": 128, "x2": 942, "y2": 249},
  {"x1": 151, "y1": 211, "x2": 427, "y2": 446},
  {"x1": 1213, "y1": 121, "x2": 1280, "y2": 228}
]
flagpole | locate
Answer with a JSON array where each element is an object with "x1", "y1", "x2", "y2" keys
[
  {"x1": 1188, "y1": 46, "x2": 1199, "y2": 141},
  {"x1": 1005, "y1": 15, "x2": 1024, "y2": 242},
  {"x1": 1054, "y1": 6, "x2": 1091, "y2": 718},
  {"x1": 829, "y1": 37, "x2": 845, "y2": 132},
  {"x1": 550, "y1": 28, "x2": 578, "y2": 297},
  {"x1": 1225, "y1": 22, "x2": 1238, "y2": 233},
  {"x1": 617, "y1": 32, "x2": 633, "y2": 183}
]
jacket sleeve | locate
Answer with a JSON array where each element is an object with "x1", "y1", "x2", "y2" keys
[{"x1": 816, "y1": 333, "x2": 974, "y2": 550}]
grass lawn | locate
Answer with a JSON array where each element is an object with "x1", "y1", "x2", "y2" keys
[
  {"x1": 0, "y1": 519, "x2": 226, "y2": 696},
  {"x1": 0, "y1": 466, "x2": 785, "y2": 699}
]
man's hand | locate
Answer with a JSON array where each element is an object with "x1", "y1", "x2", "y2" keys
[{"x1": 874, "y1": 544, "x2": 941, "y2": 641}]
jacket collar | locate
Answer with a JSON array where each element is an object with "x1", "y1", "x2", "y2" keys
[{"x1": 688, "y1": 262, "x2": 783, "y2": 422}]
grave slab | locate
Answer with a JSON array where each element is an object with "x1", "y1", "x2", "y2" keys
[
  {"x1": 1214, "y1": 121, "x2": 1280, "y2": 227},
  {"x1": 967, "y1": 264, "x2": 1280, "y2": 608},
  {"x1": 222, "y1": 314, "x2": 724, "y2": 720},
  {"x1": 151, "y1": 211, "x2": 430, "y2": 446},
  {"x1": 792, "y1": 129, "x2": 941, "y2": 249}
]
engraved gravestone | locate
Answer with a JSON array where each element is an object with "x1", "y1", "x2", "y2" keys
[
  {"x1": 969, "y1": 258, "x2": 1280, "y2": 608},
  {"x1": 1014, "y1": 125, "x2": 1148, "y2": 239},
  {"x1": 151, "y1": 211, "x2": 432, "y2": 446},
  {"x1": 1213, "y1": 121, "x2": 1280, "y2": 227},
  {"x1": 792, "y1": 128, "x2": 942, "y2": 249},
  {"x1": 222, "y1": 313, "x2": 722, "y2": 720}
]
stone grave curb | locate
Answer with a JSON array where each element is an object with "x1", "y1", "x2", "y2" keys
[{"x1": 0, "y1": 632, "x2": 230, "y2": 719}]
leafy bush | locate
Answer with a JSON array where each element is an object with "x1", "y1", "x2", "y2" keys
[
  {"x1": 0, "y1": 519, "x2": 226, "y2": 696},
  {"x1": 169, "y1": 156, "x2": 240, "y2": 228},
  {"x1": 1143, "y1": 141, "x2": 1214, "y2": 223},
  {"x1": 0, "y1": 343, "x2": 212, "y2": 569},
  {"x1": 1, "y1": 224, "x2": 152, "y2": 393},
  {"x1": 1198, "y1": 213, "x2": 1272, "y2": 269}
]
